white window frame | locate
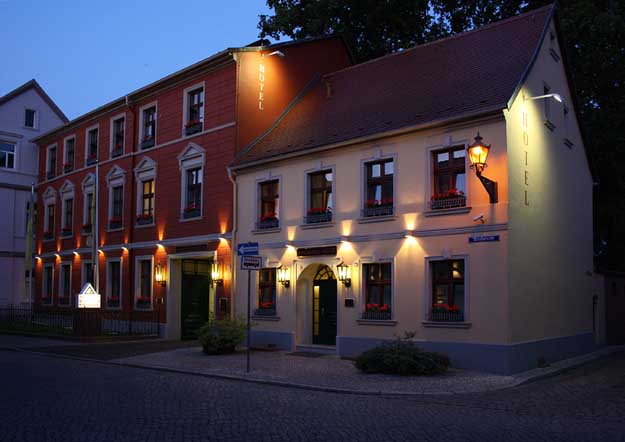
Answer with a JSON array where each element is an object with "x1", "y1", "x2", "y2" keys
[
  {"x1": 81, "y1": 260, "x2": 93, "y2": 287},
  {"x1": 42, "y1": 263, "x2": 54, "y2": 305},
  {"x1": 303, "y1": 164, "x2": 336, "y2": 225},
  {"x1": 178, "y1": 143, "x2": 205, "y2": 221},
  {"x1": 134, "y1": 157, "x2": 157, "y2": 227},
  {"x1": 181, "y1": 82, "x2": 205, "y2": 136},
  {"x1": 360, "y1": 152, "x2": 397, "y2": 219},
  {"x1": 81, "y1": 173, "x2": 95, "y2": 228},
  {"x1": 425, "y1": 141, "x2": 471, "y2": 211},
  {"x1": 106, "y1": 166, "x2": 126, "y2": 231},
  {"x1": 58, "y1": 261, "x2": 72, "y2": 307},
  {"x1": 84, "y1": 124, "x2": 99, "y2": 167},
  {"x1": 23, "y1": 107, "x2": 39, "y2": 130},
  {"x1": 46, "y1": 143, "x2": 58, "y2": 178},
  {"x1": 359, "y1": 258, "x2": 395, "y2": 320},
  {"x1": 0, "y1": 139, "x2": 17, "y2": 170},
  {"x1": 106, "y1": 258, "x2": 123, "y2": 310},
  {"x1": 59, "y1": 180, "x2": 75, "y2": 235},
  {"x1": 134, "y1": 255, "x2": 154, "y2": 310},
  {"x1": 254, "y1": 174, "x2": 282, "y2": 231},
  {"x1": 424, "y1": 255, "x2": 470, "y2": 322},
  {"x1": 62, "y1": 135, "x2": 76, "y2": 173},
  {"x1": 138, "y1": 101, "x2": 158, "y2": 147},
  {"x1": 109, "y1": 113, "x2": 126, "y2": 158},
  {"x1": 42, "y1": 186, "x2": 57, "y2": 240}
]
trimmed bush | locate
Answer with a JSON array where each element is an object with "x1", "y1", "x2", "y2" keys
[
  {"x1": 355, "y1": 335, "x2": 450, "y2": 375},
  {"x1": 198, "y1": 317, "x2": 247, "y2": 355}
]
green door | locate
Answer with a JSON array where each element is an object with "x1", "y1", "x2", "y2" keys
[
  {"x1": 181, "y1": 260, "x2": 211, "y2": 340},
  {"x1": 312, "y1": 266, "x2": 337, "y2": 346}
]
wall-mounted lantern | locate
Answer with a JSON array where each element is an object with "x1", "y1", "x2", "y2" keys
[
  {"x1": 337, "y1": 261, "x2": 351, "y2": 287},
  {"x1": 467, "y1": 133, "x2": 498, "y2": 203},
  {"x1": 211, "y1": 262, "x2": 223, "y2": 287},
  {"x1": 155, "y1": 261, "x2": 166, "y2": 287},
  {"x1": 277, "y1": 266, "x2": 290, "y2": 288}
]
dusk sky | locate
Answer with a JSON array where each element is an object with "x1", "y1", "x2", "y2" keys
[{"x1": 0, "y1": 0, "x2": 273, "y2": 119}]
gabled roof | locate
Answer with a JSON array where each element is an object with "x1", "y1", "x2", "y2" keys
[
  {"x1": 0, "y1": 79, "x2": 68, "y2": 123},
  {"x1": 232, "y1": 5, "x2": 555, "y2": 168}
]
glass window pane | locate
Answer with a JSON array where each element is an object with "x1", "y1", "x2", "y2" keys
[
  {"x1": 437, "y1": 152, "x2": 449, "y2": 163},
  {"x1": 384, "y1": 161, "x2": 394, "y2": 175},
  {"x1": 371, "y1": 163, "x2": 380, "y2": 178},
  {"x1": 453, "y1": 149, "x2": 465, "y2": 158}
]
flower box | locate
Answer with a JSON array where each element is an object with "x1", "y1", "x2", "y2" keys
[
  {"x1": 136, "y1": 214, "x2": 153, "y2": 225},
  {"x1": 111, "y1": 146, "x2": 123, "y2": 158},
  {"x1": 430, "y1": 189, "x2": 466, "y2": 210},
  {"x1": 46, "y1": 171, "x2": 55, "y2": 180},
  {"x1": 362, "y1": 201, "x2": 394, "y2": 218},
  {"x1": 184, "y1": 121, "x2": 202, "y2": 136},
  {"x1": 256, "y1": 213, "x2": 279, "y2": 230},
  {"x1": 61, "y1": 227, "x2": 73, "y2": 237},
  {"x1": 305, "y1": 208, "x2": 332, "y2": 224},
  {"x1": 136, "y1": 297, "x2": 151, "y2": 308},
  {"x1": 82, "y1": 223, "x2": 92, "y2": 234},
  {"x1": 109, "y1": 217, "x2": 123, "y2": 230},
  {"x1": 140, "y1": 137, "x2": 155, "y2": 150},
  {"x1": 430, "y1": 304, "x2": 464, "y2": 322},
  {"x1": 63, "y1": 162, "x2": 73, "y2": 173},
  {"x1": 253, "y1": 308, "x2": 276, "y2": 317},
  {"x1": 43, "y1": 230, "x2": 54, "y2": 240},
  {"x1": 183, "y1": 205, "x2": 201, "y2": 219},
  {"x1": 362, "y1": 303, "x2": 392, "y2": 320}
]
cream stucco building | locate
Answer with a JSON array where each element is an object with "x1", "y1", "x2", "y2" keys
[{"x1": 229, "y1": 6, "x2": 596, "y2": 374}]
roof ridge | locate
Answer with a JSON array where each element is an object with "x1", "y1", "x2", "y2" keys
[
  {"x1": 323, "y1": 4, "x2": 555, "y2": 80},
  {"x1": 0, "y1": 78, "x2": 68, "y2": 123}
]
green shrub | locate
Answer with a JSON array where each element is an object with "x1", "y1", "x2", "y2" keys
[
  {"x1": 355, "y1": 334, "x2": 450, "y2": 375},
  {"x1": 198, "y1": 316, "x2": 247, "y2": 355}
]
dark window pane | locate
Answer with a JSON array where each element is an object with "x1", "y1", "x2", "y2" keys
[{"x1": 25, "y1": 109, "x2": 36, "y2": 127}]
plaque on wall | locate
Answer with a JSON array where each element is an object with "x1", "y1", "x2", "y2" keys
[
  {"x1": 296, "y1": 246, "x2": 337, "y2": 258},
  {"x1": 344, "y1": 299, "x2": 355, "y2": 308}
]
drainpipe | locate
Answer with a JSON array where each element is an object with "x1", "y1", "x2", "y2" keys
[{"x1": 227, "y1": 166, "x2": 237, "y2": 320}]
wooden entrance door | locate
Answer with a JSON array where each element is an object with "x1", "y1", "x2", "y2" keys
[
  {"x1": 180, "y1": 260, "x2": 211, "y2": 340},
  {"x1": 312, "y1": 265, "x2": 337, "y2": 346}
]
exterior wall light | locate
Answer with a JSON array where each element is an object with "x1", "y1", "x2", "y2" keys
[
  {"x1": 524, "y1": 93, "x2": 563, "y2": 103},
  {"x1": 155, "y1": 261, "x2": 166, "y2": 287},
  {"x1": 211, "y1": 262, "x2": 223, "y2": 287},
  {"x1": 277, "y1": 266, "x2": 290, "y2": 288},
  {"x1": 467, "y1": 133, "x2": 498, "y2": 203},
  {"x1": 262, "y1": 50, "x2": 285, "y2": 58},
  {"x1": 337, "y1": 261, "x2": 351, "y2": 287}
]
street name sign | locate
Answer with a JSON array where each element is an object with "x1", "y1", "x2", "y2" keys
[{"x1": 468, "y1": 235, "x2": 500, "y2": 243}]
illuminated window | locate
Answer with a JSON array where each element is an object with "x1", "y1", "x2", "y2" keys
[
  {"x1": 431, "y1": 259, "x2": 465, "y2": 322},
  {"x1": 363, "y1": 159, "x2": 393, "y2": 217},
  {"x1": 257, "y1": 179, "x2": 279, "y2": 230},
  {"x1": 306, "y1": 170, "x2": 333, "y2": 224},
  {"x1": 256, "y1": 268, "x2": 276, "y2": 315},
  {"x1": 138, "y1": 179, "x2": 155, "y2": 224},
  {"x1": 362, "y1": 263, "x2": 392, "y2": 320},
  {"x1": 431, "y1": 147, "x2": 466, "y2": 210}
]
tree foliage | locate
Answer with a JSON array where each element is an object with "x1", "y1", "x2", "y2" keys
[{"x1": 258, "y1": 0, "x2": 625, "y2": 269}]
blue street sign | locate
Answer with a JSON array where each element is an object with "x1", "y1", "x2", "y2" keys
[
  {"x1": 469, "y1": 235, "x2": 500, "y2": 243},
  {"x1": 237, "y1": 242, "x2": 259, "y2": 256}
]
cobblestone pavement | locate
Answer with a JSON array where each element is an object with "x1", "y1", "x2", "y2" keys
[{"x1": 1, "y1": 349, "x2": 624, "y2": 442}]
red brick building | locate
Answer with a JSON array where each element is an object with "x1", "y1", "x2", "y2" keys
[{"x1": 33, "y1": 37, "x2": 351, "y2": 338}]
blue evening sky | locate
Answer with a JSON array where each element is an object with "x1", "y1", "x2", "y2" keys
[{"x1": 0, "y1": 0, "x2": 273, "y2": 119}]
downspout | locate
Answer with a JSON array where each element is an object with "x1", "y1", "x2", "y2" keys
[
  {"x1": 227, "y1": 166, "x2": 237, "y2": 319},
  {"x1": 126, "y1": 95, "x2": 138, "y2": 323}
]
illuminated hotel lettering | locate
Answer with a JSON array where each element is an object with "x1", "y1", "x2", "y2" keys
[{"x1": 258, "y1": 63, "x2": 265, "y2": 110}]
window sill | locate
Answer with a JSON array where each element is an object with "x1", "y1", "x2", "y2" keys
[
  {"x1": 252, "y1": 227, "x2": 281, "y2": 235},
  {"x1": 357, "y1": 215, "x2": 396, "y2": 224},
  {"x1": 107, "y1": 227, "x2": 124, "y2": 233},
  {"x1": 356, "y1": 319, "x2": 397, "y2": 326},
  {"x1": 300, "y1": 221, "x2": 335, "y2": 230},
  {"x1": 251, "y1": 315, "x2": 280, "y2": 321},
  {"x1": 422, "y1": 321, "x2": 472, "y2": 329},
  {"x1": 135, "y1": 222, "x2": 155, "y2": 229},
  {"x1": 423, "y1": 206, "x2": 472, "y2": 217},
  {"x1": 179, "y1": 215, "x2": 203, "y2": 223}
]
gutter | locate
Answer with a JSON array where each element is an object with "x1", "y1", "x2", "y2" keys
[{"x1": 227, "y1": 167, "x2": 238, "y2": 320}]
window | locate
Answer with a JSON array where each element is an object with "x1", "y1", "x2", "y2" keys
[
  {"x1": 0, "y1": 141, "x2": 15, "y2": 169},
  {"x1": 106, "y1": 260, "x2": 121, "y2": 308},
  {"x1": 44, "y1": 204, "x2": 55, "y2": 240},
  {"x1": 431, "y1": 259, "x2": 465, "y2": 322},
  {"x1": 136, "y1": 258, "x2": 153, "y2": 309},
  {"x1": 86, "y1": 128, "x2": 98, "y2": 165},
  {"x1": 42, "y1": 265, "x2": 53, "y2": 304},
  {"x1": 24, "y1": 109, "x2": 36, "y2": 128},
  {"x1": 59, "y1": 263, "x2": 71, "y2": 305},
  {"x1": 431, "y1": 147, "x2": 466, "y2": 210},
  {"x1": 61, "y1": 198, "x2": 73, "y2": 236},
  {"x1": 363, "y1": 159, "x2": 393, "y2": 217},
  {"x1": 46, "y1": 145, "x2": 57, "y2": 179},
  {"x1": 141, "y1": 106, "x2": 156, "y2": 149},
  {"x1": 82, "y1": 261, "x2": 94, "y2": 286},
  {"x1": 184, "y1": 87, "x2": 204, "y2": 135},
  {"x1": 111, "y1": 117, "x2": 125, "y2": 157},
  {"x1": 256, "y1": 268, "x2": 276, "y2": 315},
  {"x1": 257, "y1": 180, "x2": 279, "y2": 229},
  {"x1": 362, "y1": 263, "x2": 392, "y2": 320},
  {"x1": 183, "y1": 168, "x2": 202, "y2": 219},
  {"x1": 137, "y1": 179, "x2": 155, "y2": 225},
  {"x1": 307, "y1": 170, "x2": 333, "y2": 224},
  {"x1": 110, "y1": 185, "x2": 123, "y2": 229},
  {"x1": 63, "y1": 138, "x2": 75, "y2": 173}
]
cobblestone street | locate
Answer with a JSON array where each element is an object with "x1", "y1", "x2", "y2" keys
[{"x1": 1, "y1": 348, "x2": 624, "y2": 442}]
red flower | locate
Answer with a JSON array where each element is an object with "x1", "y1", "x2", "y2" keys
[
  {"x1": 142, "y1": 135, "x2": 154, "y2": 141},
  {"x1": 259, "y1": 212, "x2": 277, "y2": 222},
  {"x1": 88, "y1": 153, "x2": 97, "y2": 160},
  {"x1": 109, "y1": 217, "x2": 122, "y2": 223},
  {"x1": 185, "y1": 120, "x2": 201, "y2": 128},
  {"x1": 184, "y1": 204, "x2": 199, "y2": 212},
  {"x1": 259, "y1": 301, "x2": 274, "y2": 309},
  {"x1": 137, "y1": 296, "x2": 151, "y2": 303}
]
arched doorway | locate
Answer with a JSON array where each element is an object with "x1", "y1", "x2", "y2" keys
[{"x1": 312, "y1": 265, "x2": 337, "y2": 345}]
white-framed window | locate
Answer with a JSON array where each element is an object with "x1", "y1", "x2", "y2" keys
[
  {"x1": 85, "y1": 125, "x2": 99, "y2": 166},
  {"x1": 24, "y1": 108, "x2": 38, "y2": 129},
  {"x1": 59, "y1": 180, "x2": 75, "y2": 237},
  {"x1": 178, "y1": 143, "x2": 205, "y2": 220},
  {"x1": 106, "y1": 166, "x2": 126, "y2": 230},
  {"x1": 81, "y1": 173, "x2": 95, "y2": 233},
  {"x1": 46, "y1": 144, "x2": 57, "y2": 179},
  {"x1": 110, "y1": 114, "x2": 126, "y2": 158},
  {"x1": 58, "y1": 262, "x2": 72, "y2": 306},
  {"x1": 361, "y1": 261, "x2": 394, "y2": 320},
  {"x1": 425, "y1": 255, "x2": 469, "y2": 323},
  {"x1": 361, "y1": 154, "x2": 395, "y2": 218},
  {"x1": 305, "y1": 167, "x2": 334, "y2": 225},
  {"x1": 82, "y1": 260, "x2": 94, "y2": 287},
  {"x1": 106, "y1": 258, "x2": 122, "y2": 309},
  {"x1": 134, "y1": 157, "x2": 157, "y2": 226},
  {"x1": 42, "y1": 263, "x2": 54, "y2": 305},
  {"x1": 63, "y1": 135, "x2": 76, "y2": 174},
  {"x1": 182, "y1": 82, "x2": 205, "y2": 136},
  {"x1": 139, "y1": 102, "x2": 157, "y2": 149},
  {"x1": 0, "y1": 141, "x2": 16, "y2": 170},
  {"x1": 255, "y1": 176, "x2": 281, "y2": 230},
  {"x1": 428, "y1": 145, "x2": 468, "y2": 210},
  {"x1": 42, "y1": 186, "x2": 57, "y2": 240},
  {"x1": 135, "y1": 255, "x2": 154, "y2": 310}
]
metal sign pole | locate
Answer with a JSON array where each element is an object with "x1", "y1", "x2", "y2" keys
[{"x1": 246, "y1": 268, "x2": 251, "y2": 373}]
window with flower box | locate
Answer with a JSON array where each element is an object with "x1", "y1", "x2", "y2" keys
[
  {"x1": 109, "y1": 186, "x2": 123, "y2": 229},
  {"x1": 431, "y1": 147, "x2": 466, "y2": 210},
  {"x1": 257, "y1": 179, "x2": 279, "y2": 230},
  {"x1": 106, "y1": 260, "x2": 121, "y2": 308},
  {"x1": 59, "y1": 263, "x2": 71, "y2": 306},
  {"x1": 141, "y1": 105, "x2": 157, "y2": 149},
  {"x1": 184, "y1": 87, "x2": 204, "y2": 136},
  {"x1": 362, "y1": 263, "x2": 392, "y2": 320},
  {"x1": 61, "y1": 197, "x2": 73, "y2": 237},
  {"x1": 255, "y1": 268, "x2": 276, "y2": 316},
  {"x1": 42, "y1": 264, "x2": 53, "y2": 305},
  {"x1": 135, "y1": 257, "x2": 153, "y2": 309},
  {"x1": 63, "y1": 137, "x2": 75, "y2": 173},
  {"x1": 46, "y1": 145, "x2": 57, "y2": 179},
  {"x1": 111, "y1": 116, "x2": 125, "y2": 158},
  {"x1": 44, "y1": 203, "x2": 55, "y2": 240},
  {"x1": 137, "y1": 179, "x2": 155, "y2": 225},
  {"x1": 363, "y1": 159, "x2": 394, "y2": 217},
  {"x1": 0, "y1": 141, "x2": 16, "y2": 170},
  {"x1": 430, "y1": 259, "x2": 465, "y2": 322},
  {"x1": 86, "y1": 127, "x2": 98, "y2": 165},
  {"x1": 182, "y1": 167, "x2": 202, "y2": 219},
  {"x1": 306, "y1": 170, "x2": 333, "y2": 224}
]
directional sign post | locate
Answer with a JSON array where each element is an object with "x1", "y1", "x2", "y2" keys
[{"x1": 238, "y1": 244, "x2": 261, "y2": 373}]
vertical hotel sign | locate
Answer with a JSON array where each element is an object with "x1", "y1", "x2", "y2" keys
[{"x1": 258, "y1": 62, "x2": 265, "y2": 110}]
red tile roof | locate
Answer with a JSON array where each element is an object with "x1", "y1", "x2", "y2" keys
[{"x1": 233, "y1": 5, "x2": 554, "y2": 167}]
